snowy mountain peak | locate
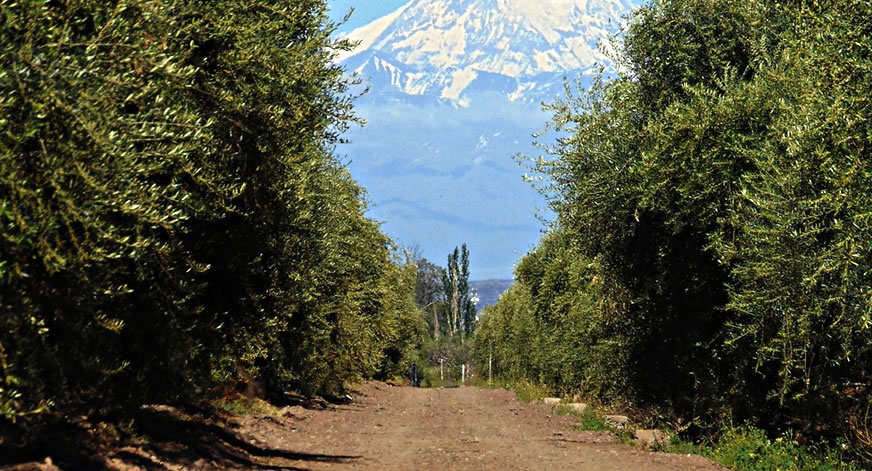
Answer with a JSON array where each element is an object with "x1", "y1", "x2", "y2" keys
[{"x1": 338, "y1": 0, "x2": 633, "y2": 104}]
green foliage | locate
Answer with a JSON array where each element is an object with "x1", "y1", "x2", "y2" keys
[
  {"x1": 417, "y1": 365, "x2": 444, "y2": 388},
  {"x1": 418, "y1": 335, "x2": 475, "y2": 385},
  {"x1": 576, "y1": 409, "x2": 611, "y2": 432},
  {"x1": 373, "y1": 259, "x2": 429, "y2": 382},
  {"x1": 212, "y1": 394, "x2": 284, "y2": 417},
  {"x1": 555, "y1": 405, "x2": 611, "y2": 432},
  {"x1": 715, "y1": 428, "x2": 804, "y2": 471},
  {"x1": 507, "y1": 380, "x2": 551, "y2": 403},
  {"x1": 663, "y1": 426, "x2": 858, "y2": 471},
  {"x1": 0, "y1": 0, "x2": 421, "y2": 436},
  {"x1": 476, "y1": 229, "x2": 631, "y2": 401},
  {"x1": 412, "y1": 255, "x2": 447, "y2": 338},
  {"x1": 476, "y1": 284, "x2": 541, "y2": 383},
  {"x1": 481, "y1": 0, "x2": 872, "y2": 460},
  {"x1": 708, "y1": 427, "x2": 858, "y2": 471}
]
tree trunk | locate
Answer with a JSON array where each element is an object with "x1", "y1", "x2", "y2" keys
[
  {"x1": 450, "y1": 266, "x2": 460, "y2": 335},
  {"x1": 432, "y1": 304, "x2": 440, "y2": 340}
]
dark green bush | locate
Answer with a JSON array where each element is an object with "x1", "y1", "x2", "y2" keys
[
  {"x1": 0, "y1": 0, "x2": 422, "y2": 437},
  {"x1": 479, "y1": 0, "x2": 872, "y2": 449}
]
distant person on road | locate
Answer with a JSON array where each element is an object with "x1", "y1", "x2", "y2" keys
[{"x1": 410, "y1": 363, "x2": 419, "y2": 387}]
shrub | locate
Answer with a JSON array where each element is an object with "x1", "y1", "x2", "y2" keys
[{"x1": 0, "y1": 0, "x2": 423, "y2": 440}]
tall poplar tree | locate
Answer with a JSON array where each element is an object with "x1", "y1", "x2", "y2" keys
[{"x1": 442, "y1": 244, "x2": 475, "y2": 338}]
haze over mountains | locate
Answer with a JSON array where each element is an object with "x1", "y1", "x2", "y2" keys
[{"x1": 333, "y1": 0, "x2": 636, "y2": 279}]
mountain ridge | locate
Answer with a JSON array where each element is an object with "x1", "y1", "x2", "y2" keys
[
  {"x1": 338, "y1": 0, "x2": 633, "y2": 105},
  {"x1": 470, "y1": 279, "x2": 515, "y2": 311}
]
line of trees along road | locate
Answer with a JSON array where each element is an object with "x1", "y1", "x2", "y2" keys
[
  {"x1": 477, "y1": 0, "x2": 872, "y2": 448},
  {"x1": 0, "y1": 0, "x2": 424, "y2": 440}
]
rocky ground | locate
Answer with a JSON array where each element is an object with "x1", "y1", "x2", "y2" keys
[{"x1": 2, "y1": 382, "x2": 725, "y2": 470}]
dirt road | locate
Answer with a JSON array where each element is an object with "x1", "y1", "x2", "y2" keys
[
  {"x1": 4, "y1": 382, "x2": 725, "y2": 470},
  {"x1": 265, "y1": 382, "x2": 721, "y2": 471}
]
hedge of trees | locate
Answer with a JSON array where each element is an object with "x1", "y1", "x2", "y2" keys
[
  {"x1": 477, "y1": 0, "x2": 872, "y2": 441},
  {"x1": 0, "y1": 0, "x2": 423, "y2": 436}
]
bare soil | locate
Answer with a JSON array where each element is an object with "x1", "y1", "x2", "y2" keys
[{"x1": 2, "y1": 382, "x2": 725, "y2": 470}]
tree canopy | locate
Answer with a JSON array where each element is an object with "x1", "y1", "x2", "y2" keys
[
  {"x1": 0, "y1": 0, "x2": 423, "y2": 435},
  {"x1": 478, "y1": 0, "x2": 872, "y2": 442}
]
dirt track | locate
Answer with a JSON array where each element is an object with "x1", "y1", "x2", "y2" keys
[
  {"x1": 3, "y1": 382, "x2": 725, "y2": 470},
  {"x1": 270, "y1": 382, "x2": 722, "y2": 470}
]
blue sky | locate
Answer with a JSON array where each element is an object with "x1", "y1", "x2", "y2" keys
[{"x1": 328, "y1": 1, "x2": 409, "y2": 33}]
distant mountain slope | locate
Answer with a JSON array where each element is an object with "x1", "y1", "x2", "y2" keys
[{"x1": 471, "y1": 279, "x2": 515, "y2": 311}]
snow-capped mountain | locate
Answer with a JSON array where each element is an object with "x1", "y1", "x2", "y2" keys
[
  {"x1": 332, "y1": 0, "x2": 637, "y2": 280},
  {"x1": 338, "y1": 0, "x2": 632, "y2": 105}
]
